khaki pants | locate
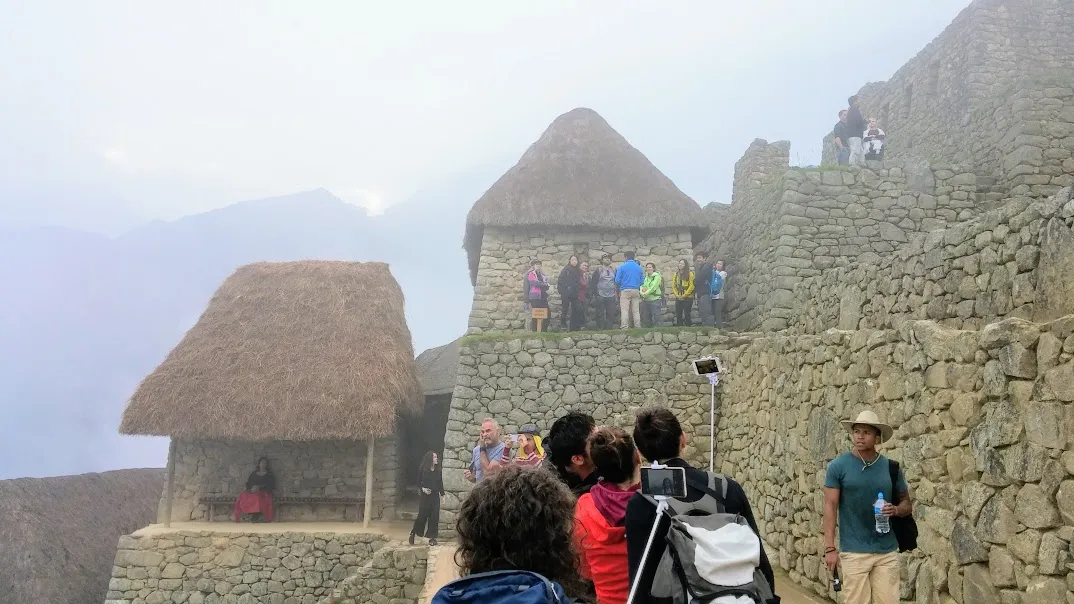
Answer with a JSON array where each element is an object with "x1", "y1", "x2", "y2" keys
[
  {"x1": 619, "y1": 289, "x2": 641, "y2": 328},
  {"x1": 839, "y1": 552, "x2": 899, "y2": 604}
]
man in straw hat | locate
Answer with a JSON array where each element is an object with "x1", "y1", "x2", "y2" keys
[{"x1": 822, "y1": 410, "x2": 912, "y2": 604}]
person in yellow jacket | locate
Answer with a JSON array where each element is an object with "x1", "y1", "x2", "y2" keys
[
  {"x1": 639, "y1": 262, "x2": 664, "y2": 328},
  {"x1": 671, "y1": 259, "x2": 695, "y2": 326}
]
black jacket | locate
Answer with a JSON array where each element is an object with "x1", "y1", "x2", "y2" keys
[
  {"x1": 694, "y1": 262, "x2": 713, "y2": 295},
  {"x1": 833, "y1": 120, "x2": 849, "y2": 146},
  {"x1": 846, "y1": 106, "x2": 866, "y2": 136},
  {"x1": 624, "y1": 458, "x2": 778, "y2": 604},
  {"x1": 419, "y1": 467, "x2": 444, "y2": 496},
  {"x1": 558, "y1": 266, "x2": 582, "y2": 300}
]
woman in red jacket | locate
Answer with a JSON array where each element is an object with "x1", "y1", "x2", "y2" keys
[{"x1": 574, "y1": 426, "x2": 641, "y2": 604}]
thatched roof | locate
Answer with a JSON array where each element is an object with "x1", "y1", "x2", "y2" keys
[
  {"x1": 120, "y1": 261, "x2": 422, "y2": 441},
  {"x1": 464, "y1": 107, "x2": 702, "y2": 282},
  {"x1": 415, "y1": 337, "x2": 461, "y2": 397},
  {"x1": 0, "y1": 468, "x2": 163, "y2": 604}
]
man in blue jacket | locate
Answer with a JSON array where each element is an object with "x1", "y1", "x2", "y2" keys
[{"x1": 615, "y1": 251, "x2": 644, "y2": 328}]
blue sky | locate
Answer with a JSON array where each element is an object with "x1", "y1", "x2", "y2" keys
[{"x1": 1, "y1": 0, "x2": 972, "y2": 222}]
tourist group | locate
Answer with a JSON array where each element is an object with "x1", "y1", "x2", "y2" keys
[
  {"x1": 421, "y1": 406, "x2": 914, "y2": 604},
  {"x1": 523, "y1": 250, "x2": 729, "y2": 332},
  {"x1": 832, "y1": 95, "x2": 887, "y2": 166}
]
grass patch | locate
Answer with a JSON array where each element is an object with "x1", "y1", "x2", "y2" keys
[
  {"x1": 459, "y1": 325, "x2": 723, "y2": 345},
  {"x1": 791, "y1": 164, "x2": 850, "y2": 173}
]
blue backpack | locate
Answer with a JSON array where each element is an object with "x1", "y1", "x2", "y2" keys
[
  {"x1": 432, "y1": 570, "x2": 572, "y2": 604},
  {"x1": 710, "y1": 270, "x2": 724, "y2": 295}
]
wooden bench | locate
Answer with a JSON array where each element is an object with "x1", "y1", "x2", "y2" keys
[{"x1": 200, "y1": 495, "x2": 366, "y2": 522}]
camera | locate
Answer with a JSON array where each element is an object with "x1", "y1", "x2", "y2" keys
[
  {"x1": 639, "y1": 466, "x2": 687, "y2": 498},
  {"x1": 692, "y1": 357, "x2": 725, "y2": 376},
  {"x1": 832, "y1": 569, "x2": 841, "y2": 592}
]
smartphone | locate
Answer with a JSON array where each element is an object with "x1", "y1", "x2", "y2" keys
[
  {"x1": 640, "y1": 466, "x2": 687, "y2": 498},
  {"x1": 508, "y1": 434, "x2": 520, "y2": 442},
  {"x1": 692, "y1": 357, "x2": 724, "y2": 376}
]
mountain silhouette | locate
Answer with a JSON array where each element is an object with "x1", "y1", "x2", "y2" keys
[{"x1": 0, "y1": 160, "x2": 510, "y2": 479}]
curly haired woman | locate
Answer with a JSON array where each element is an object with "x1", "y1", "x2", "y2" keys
[
  {"x1": 431, "y1": 465, "x2": 586, "y2": 603},
  {"x1": 574, "y1": 427, "x2": 641, "y2": 604}
]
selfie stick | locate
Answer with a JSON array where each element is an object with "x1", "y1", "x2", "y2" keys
[
  {"x1": 625, "y1": 462, "x2": 669, "y2": 604},
  {"x1": 707, "y1": 371, "x2": 720, "y2": 472}
]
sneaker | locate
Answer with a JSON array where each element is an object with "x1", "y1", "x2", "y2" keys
[{"x1": 408, "y1": 533, "x2": 415, "y2": 545}]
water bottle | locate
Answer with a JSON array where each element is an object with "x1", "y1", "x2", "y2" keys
[{"x1": 874, "y1": 492, "x2": 890, "y2": 534}]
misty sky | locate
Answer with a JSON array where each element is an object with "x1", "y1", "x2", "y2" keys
[{"x1": 1, "y1": 1, "x2": 972, "y2": 223}]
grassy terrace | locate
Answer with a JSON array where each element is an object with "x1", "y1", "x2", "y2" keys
[{"x1": 459, "y1": 325, "x2": 726, "y2": 345}]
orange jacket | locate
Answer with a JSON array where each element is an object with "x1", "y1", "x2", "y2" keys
[{"x1": 574, "y1": 493, "x2": 630, "y2": 604}]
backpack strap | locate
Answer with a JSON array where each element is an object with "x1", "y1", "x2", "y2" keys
[{"x1": 888, "y1": 459, "x2": 901, "y2": 503}]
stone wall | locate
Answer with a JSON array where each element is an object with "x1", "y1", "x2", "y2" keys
[
  {"x1": 103, "y1": 529, "x2": 427, "y2": 604},
  {"x1": 440, "y1": 329, "x2": 754, "y2": 533},
  {"x1": 819, "y1": 0, "x2": 1074, "y2": 201},
  {"x1": 467, "y1": 227, "x2": 695, "y2": 333},
  {"x1": 714, "y1": 317, "x2": 1074, "y2": 604},
  {"x1": 704, "y1": 153, "x2": 981, "y2": 332},
  {"x1": 161, "y1": 437, "x2": 400, "y2": 523},
  {"x1": 792, "y1": 187, "x2": 1074, "y2": 336},
  {"x1": 706, "y1": 141, "x2": 794, "y2": 331}
]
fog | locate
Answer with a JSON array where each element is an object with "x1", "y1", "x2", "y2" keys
[{"x1": 0, "y1": 1, "x2": 971, "y2": 479}]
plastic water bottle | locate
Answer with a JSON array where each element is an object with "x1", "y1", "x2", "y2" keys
[{"x1": 874, "y1": 492, "x2": 890, "y2": 534}]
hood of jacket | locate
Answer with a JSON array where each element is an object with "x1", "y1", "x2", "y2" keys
[{"x1": 431, "y1": 570, "x2": 570, "y2": 603}]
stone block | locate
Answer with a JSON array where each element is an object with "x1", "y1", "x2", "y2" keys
[
  {"x1": 1016, "y1": 484, "x2": 1060, "y2": 528},
  {"x1": 115, "y1": 550, "x2": 164, "y2": 568},
  {"x1": 1025, "y1": 403, "x2": 1067, "y2": 449},
  {"x1": 1034, "y1": 218, "x2": 1074, "y2": 322},
  {"x1": 1057, "y1": 481, "x2": 1074, "y2": 525},
  {"x1": 989, "y1": 547, "x2": 1016, "y2": 587},
  {"x1": 1024, "y1": 577, "x2": 1066, "y2": 604},
  {"x1": 1037, "y1": 532, "x2": 1070, "y2": 575},
  {"x1": 998, "y1": 343, "x2": 1037, "y2": 378}
]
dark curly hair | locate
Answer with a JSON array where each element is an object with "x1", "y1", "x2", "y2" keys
[
  {"x1": 588, "y1": 426, "x2": 638, "y2": 485},
  {"x1": 455, "y1": 465, "x2": 585, "y2": 597}
]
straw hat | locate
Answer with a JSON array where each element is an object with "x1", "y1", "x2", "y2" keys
[{"x1": 840, "y1": 410, "x2": 893, "y2": 442}]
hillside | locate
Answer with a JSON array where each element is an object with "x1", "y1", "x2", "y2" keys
[
  {"x1": 0, "y1": 160, "x2": 509, "y2": 479},
  {"x1": 0, "y1": 468, "x2": 164, "y2": 604}
]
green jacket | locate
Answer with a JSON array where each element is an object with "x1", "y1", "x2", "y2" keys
[{"x1": 640, "y1": 272, "x2": 663, "y2": 301}]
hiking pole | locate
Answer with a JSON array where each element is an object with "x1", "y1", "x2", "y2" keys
[
  {"x1": 707, "y1": 372, "x2": 720, "y2": 473},
  {"x1": 626, "y1": 463, "x2": 670, "y2": 604}
]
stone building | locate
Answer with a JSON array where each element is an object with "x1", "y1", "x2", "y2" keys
[
  {"x1": 119, "y1": 261, "x2": 422, "y2": 524},
  {"x1": 820, "y1": 0, "x2": 1074, "y2": 200},
  {"x1": 464, "y1": 107, "x2": 704, "y2": 332},
  {"x1": 399, "y1": 337, "x2": 459, "y2": 492}
]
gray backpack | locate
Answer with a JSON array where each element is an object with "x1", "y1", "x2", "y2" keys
[{"x1": 641, "y1": 473, "x2": 775, "y2": 604}]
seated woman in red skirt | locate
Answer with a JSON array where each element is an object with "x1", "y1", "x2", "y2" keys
[{"x1": 234, "y1": 457, "x2": 276, "y2": 522}]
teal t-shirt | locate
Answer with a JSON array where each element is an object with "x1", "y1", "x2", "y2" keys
[{"x1": 824, "y1": 452, "x2": 908, "y2": 554}]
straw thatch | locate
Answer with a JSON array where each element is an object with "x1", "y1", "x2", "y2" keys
[
  {"x1": 120, "y1": 261, "x2": 421, "y2": 441},
  {"x1": 0, "y1": 468, "x2": 163, "y2": 604},
  {"x1": 464, "y1": 107, "x2": 702, "y2": 282},
  {"x1": 414, "y1": 337, "x2": 461, "y2": 397}
]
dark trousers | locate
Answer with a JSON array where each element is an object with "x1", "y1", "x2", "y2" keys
[
  {"x1": 674, "y1": 299, "x2": 693, "y2": 326},
  {"x1": 411, "y1": 493, "x2": 440, "y2": 539},
  {"x1": 712, "y1": 298, "x2": 725, "y2": 327},
  {"x1": 594, "y1": 296, "x2": 617, "y2": 329},
  {"x1": 641, "y1": 299, "x2": 662, "y2": 327},
  {"x1": 697, "y1": 293, "x2": 714, "y2": 326},
  {"x1": 529, "y1": 298, "x2": 549, "y2": 331},
  {"x1": 562, "y1": 298, "x2": 584, "y2": 331}
]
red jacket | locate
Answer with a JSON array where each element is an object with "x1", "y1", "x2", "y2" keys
[{"x1": 574, "y1": 492, "x2": 630, "y2": 604}]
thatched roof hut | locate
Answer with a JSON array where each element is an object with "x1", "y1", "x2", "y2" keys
[
  {"x1": 464, "y1": 107, "x2": 702, "y2": 283},
  {"x1": 120, "y1": 261, "x2": 422, "y2": 441},
  {"x1": 0, "y1": 468, "x2": 163, "y2": 604},
  {"x1": 414, "y1": 337, "x2": 461, "y2": 397}
]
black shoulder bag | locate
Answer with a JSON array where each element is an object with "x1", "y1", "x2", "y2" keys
[{"x1": 887, "y1": 459, "x2": 918, "y2": 552}]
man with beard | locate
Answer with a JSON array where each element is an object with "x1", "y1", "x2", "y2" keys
[{"x1": 463, "y1": 418, "x2": 505, "y2": 483}]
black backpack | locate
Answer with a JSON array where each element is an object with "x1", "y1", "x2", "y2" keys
[{"x1": 887, "y1": 460, "x2": 918, "y2": 552}]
